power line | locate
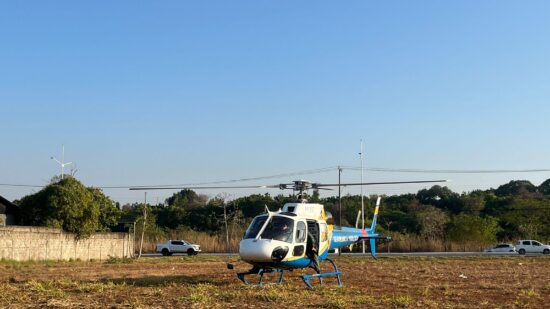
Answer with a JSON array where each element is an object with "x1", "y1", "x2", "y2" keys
[
  {"x1": 341, "y1": 166, "x2": 550, "y2": 174},
  {"x1": 2, "y1": 165, "x2": 549, "y2": 190},
  {"x1": 0, "y1": 183, "x2": 44, "y2": 188}
]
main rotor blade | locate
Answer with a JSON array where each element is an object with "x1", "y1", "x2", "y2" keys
[
  {"x1": 129, "y1": 180, "x2": 447, "y2": 191},
  {"x1": 316, "y1": 180, "x2": 448, "y2": 187},
  {"x1": 129, "y1": 185, "x2": 280, "y2": 191}
]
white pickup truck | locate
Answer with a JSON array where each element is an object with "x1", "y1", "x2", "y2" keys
[
  {"x1": 156, "y1": 240, "x2": 201, "y2": 256},
  {"x1": 515, "y1": 240, "x2": 550, "y2": 255}
]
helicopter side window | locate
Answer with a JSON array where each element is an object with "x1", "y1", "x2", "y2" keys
[
  {"x1": 243, "y1": 216, "x2": 267, "y2": 239},
  {"x1": 295, "y1": 221, "x2": 306, "y2": 243},
  {"x1": 320, "y1": 223, "x2": 328, "y2": 242}
]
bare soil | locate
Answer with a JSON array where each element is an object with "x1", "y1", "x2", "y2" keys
[{"x1": 0, "y1": 255, "x2": 548, "y2": 308}]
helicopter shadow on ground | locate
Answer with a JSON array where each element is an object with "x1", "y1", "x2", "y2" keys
[{"x1": 99, "y1": 274, "x2": 219, "y2": 287}]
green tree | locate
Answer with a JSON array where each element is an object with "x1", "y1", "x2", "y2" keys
[
  {"x1": 335, "y1": 195, "x2": 375, "y2": 228},
  {"x1": 447, "y1": 213, "x2": 500, "y2": 246},
  {"x1": 90, "y1": 187, "x2": 121, "y2": 230},
  {"x1": 383, "y1": 194, "x2": 417, "y2": 212},
  {"x1": 500, "y1": 197, "x2": 550, "y2": 239},
  {"x1": 416, "y1": 206, "x2": 449, "y2": 241},
  {"x1": 379, "y1": 208, "x2": 418, "y2": 234},
  {"x1": 461, "y1": 192, "x2": 486, "y2": 215},
  {"x1": 234, "y1": 193, "x2": 276, "y2": 218},
  {"x1": 19, "y1": 177, "x2": 120, "y2": 238},
  {"x1": 495, "y1": 180, "x2": 537, "y2": 197},
  {"x1": 132, "y1": 203, "x2": 166, "y2": 244},
  {"x1": 155, "y1": 189, "x2": 209, "y2": 229},
  {"x1": 165, "y1": 189, "x2": 208, "y2": 208},
  {"x1": 417, "y1": 185, "x2": 463, "y2": 214},
  {"x1": 539, "y1": 178, "x2": 550, "y2": 195}
]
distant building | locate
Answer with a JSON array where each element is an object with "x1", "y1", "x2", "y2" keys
[{"x1": 0, "y1": 195, "x2": 19, "y2": 226}]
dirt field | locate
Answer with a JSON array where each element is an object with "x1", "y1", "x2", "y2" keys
[{"x1": 0, "y1": 255, "x2": 548, "y2": 308}]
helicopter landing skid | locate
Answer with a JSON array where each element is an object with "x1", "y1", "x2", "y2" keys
[
  {"x1": 302, "y1": 258, "x2": 343, "y2": 289},
  {"x1": 237, "y1": 268, "x2": 285, "y2": 286}
]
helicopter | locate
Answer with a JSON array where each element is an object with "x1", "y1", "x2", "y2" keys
[{"x1": 131, "y1": 178, "x2": 446, "y2": 288}]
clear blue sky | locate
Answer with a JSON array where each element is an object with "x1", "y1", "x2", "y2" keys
[{"x1": 1, "y1": 1, "x2": 549, "y2": 204}]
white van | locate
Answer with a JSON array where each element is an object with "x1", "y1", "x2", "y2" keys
[{"x1": 515, "y1": 240, "x2": 550, "y2": 255}]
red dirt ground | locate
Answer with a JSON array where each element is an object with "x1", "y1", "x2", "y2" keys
[{"x1": 0, "y1": 255, "x2": 548, "y2": 308}]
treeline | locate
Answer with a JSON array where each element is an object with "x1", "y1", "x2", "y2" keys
[
  {"x1": 15, "y1": 177, "x2": 120, "y2": 238},
  {"x1": 121, "y1": 179, "x2": 550, "y2": 252},
  {"x1": 13, "y1": 176, "x2": 550, "y2": 252}
]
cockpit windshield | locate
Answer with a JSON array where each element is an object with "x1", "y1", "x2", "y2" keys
[
  {"x1": 244, "y1": 216, "x2": 267, "y2": 239},
  {"x1": 243, "y1": 215, "x2": 295, "y2": 243}
]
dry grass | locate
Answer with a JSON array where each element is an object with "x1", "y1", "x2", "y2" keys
[
  {"x1": 378, "y1": 233, "x2": 502, "y2": 253},
  {"x1": 139, "y1": 229, "x2": 506, "y2": 253},
  {"x1": 140, "y1": 227, "x2": 246, "y2": 253},
  {"x1": 0, "y1": 255, "x2": 548, "y2": 308}
]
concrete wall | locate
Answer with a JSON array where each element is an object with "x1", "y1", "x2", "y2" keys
[{"x1": 0, "y1": 226, "x2": 134, "y2": 261}]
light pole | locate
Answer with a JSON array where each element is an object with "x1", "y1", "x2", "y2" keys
[
  {"x1": 360, "y1": 139, "x2": 365, "y2": 254},
  {"x1": 338, "y1": 166, "x2": 342, "y2": 226},
  {"x1": 51, "y1": 145, "x2": 72, "y2": 179},
  {"x1": 219, "y1": 193, "x2": 231, "y2": 253}
]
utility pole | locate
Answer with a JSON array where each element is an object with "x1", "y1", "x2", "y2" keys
[
  {"x1": 223, "y1": 200, "x2": 229, "y2": 252},
  {"x1": 138, "y1": 192, "x2": 147, "y2": 258},
  {"x1": 386, "y1": 221, "x2": 393, "y2": 253},
  {"x1": 132, "y1": 221, "x2": 136, "y2": 258},
  {"x1": 360, "y1": 139, "x2": 365, "y2": 254}
]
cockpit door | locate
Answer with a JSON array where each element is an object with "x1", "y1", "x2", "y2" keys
[
  {"x1": 292, "y1": 220, "x2": 307, "y2": 257},
  {"x1": 319, "y1": 222, "x2": 329, "y2": 255}
]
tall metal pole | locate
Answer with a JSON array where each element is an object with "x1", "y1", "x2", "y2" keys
[
  {"x1": 338, "y1": 166, "x2": 342, "y2": 226},
  {"x1": 338, "y1": 166, "x2": 343, "y2": 255},
  {"x1": 360, "y1": 139, "x2": 365, "y2": 254},
  {"x1": 138, "y1": 192, "x2": 147, "y2": 258},
  {"x1": 51, "y1": 145, "x2": 72, "y2": 180},
  {"x1": 61, "y1": 145, "x2": 65, "y2": 179}
]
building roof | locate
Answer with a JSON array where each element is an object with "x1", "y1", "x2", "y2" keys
[{"x1": 0, "y1": 195, "x2": 19, "y2": 215}]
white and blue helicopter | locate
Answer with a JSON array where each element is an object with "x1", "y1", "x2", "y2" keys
[
  {"x1": 228, "y1": 179, "x2": 446, "y2": 288},
  {"x1": 132, "y1": 178, "x2": 446, "y2": 288}
]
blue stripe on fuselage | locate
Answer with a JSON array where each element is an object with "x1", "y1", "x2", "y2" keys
[
  {"x1": 281, "y1": 256, "x2": 311, "y2": 268},
  {"x1": 330, "y1": 226, "x2": 376, "y2": 250},
  {"x1": 280, "y1": 248, "x2": 329, "y2": 268}
]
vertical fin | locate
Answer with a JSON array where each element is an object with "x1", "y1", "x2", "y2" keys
[{"x1": 370, "y1": 196, "x2": 381, "y2": 231}]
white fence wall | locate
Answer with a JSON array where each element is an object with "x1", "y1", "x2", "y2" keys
[{"x1": 0, "y1": 226, "x2": 134, "y2": 261}]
